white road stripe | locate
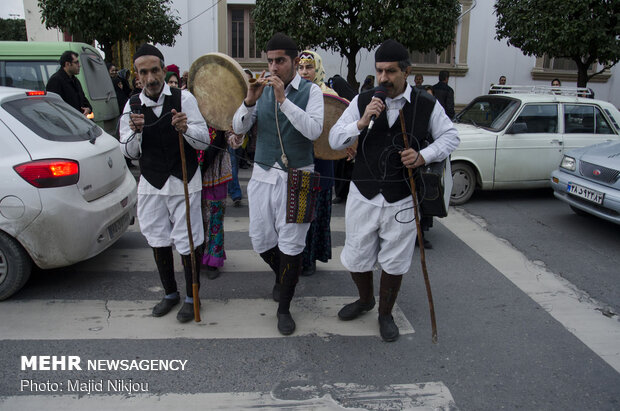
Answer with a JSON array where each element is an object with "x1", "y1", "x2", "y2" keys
[
  {"x1": 0, "y1": 297, "x2": 413, "y2": 340},
  {"x1": 0, "y1": 382, "x2": 456, "y2": 410},
  {"x1": 127, "y1": 216, "x2": 346, "y2": 233},
  {"x1": 76, "y1": 247, "x2": 347, "y2": 272},
  {"x1": 440, "y1": 207, "x2": 620, "y2": 373}
]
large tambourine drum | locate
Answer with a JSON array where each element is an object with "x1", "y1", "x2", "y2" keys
[
  {"x1": 189, "y1": 52, "x2": 248, "y2": 131},
  {"x1": 314, "y1": 94, "x2": 357, "y2": 160}
]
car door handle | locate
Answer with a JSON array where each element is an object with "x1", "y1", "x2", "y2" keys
[{"x1": 550, "y1": 139, "x2": 563, "y2": 145}]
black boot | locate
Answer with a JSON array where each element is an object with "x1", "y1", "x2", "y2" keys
[
  {"x1": 276, "y1": 251, "x2": 303, "y2": 335},
  {"x1": 260, "y1": 246, "x2": 281, "y2": 301},
  {"x1": 338, "y1": 271, "x2": 375, "y2": 321},
  {"x1": 378, "y1": 271, "x2": 403, "y2": 342},
  {"x1": 152, "y1": 247, "x2": 179, "y2": 317}
]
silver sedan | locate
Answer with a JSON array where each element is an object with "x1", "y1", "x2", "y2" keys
[{"x1": 551, "y1": 140, "x2": 620, "y2": 225}]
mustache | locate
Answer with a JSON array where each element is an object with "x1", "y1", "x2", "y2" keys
[{"x1": 379, "y1": 82, "x2": 393, "y2": 88}]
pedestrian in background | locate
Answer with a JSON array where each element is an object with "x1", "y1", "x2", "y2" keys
[
  {"x1": 199, "y1": 128, "x2": 235, "y2": 280},
  {"x1": 432, "y1": 70, "x2": 455, "y2": 119},
  {"x1": 298, "y1": 50, "x2": 336, "y2": 276},
  {"x1": 166, "y1": 72, "x2": 180, "y2": 88},
  {"x1": 46, "y1": 51, "x2": 92, "y2": 116}
]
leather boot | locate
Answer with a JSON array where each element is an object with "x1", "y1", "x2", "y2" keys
[
  {"x1": 338, "y1": 271, "x2": 375, "y2": 321},
  {"x1": 152, "y1": 247, "x2": 179, "y2": 317},
  {"x1": 378, "y1": 270, "x2": 402, "y2": 342},
  {"x1": 276, "y1": 251, "x2": 302, "y2": 335},
  {"x1": 153, "y1": 246, "x2": 176, "y2": 295},
  {"x1": 259, "y1": 246, "x2": 281, "y2": 301}
]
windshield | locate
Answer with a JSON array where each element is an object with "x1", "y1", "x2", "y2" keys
[
  {"x1": 456, "y1": 96, "x2": 520, "y2": 131},
  {"x1": 2, "y1": 96, "x2": 102, "y2": 142}
]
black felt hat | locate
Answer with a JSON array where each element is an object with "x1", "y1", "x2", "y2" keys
[
  {"x1": 133, "y1": 44, "x2": 164, "y2": 62},
  {"x1": 265, "y1": 32, "x2": 298, "y2": 52},
  {"x1": 375, "y1": 39, "x2": 409, "y2": 62}
]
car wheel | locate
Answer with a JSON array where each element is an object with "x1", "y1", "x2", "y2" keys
[
  {"x1": 0, "y1": 231, "x2": 32, "y2": 301},
  {"x1": 450, "y1": 162, "x2": 476, "y2": 205},
  {"x1": 569, "y1": 205, "x2": 590, "y2": 217}
]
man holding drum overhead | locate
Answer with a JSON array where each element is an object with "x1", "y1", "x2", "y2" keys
[
  {"x1": 232, "y1": 33, "x2": 324, "y2": 336},
  {"x1": 329, "y1": 39, "x2": 459, "y2": 342},
  {"x1": 119, "y1": 44, "x2": 211, "y2": 323}
]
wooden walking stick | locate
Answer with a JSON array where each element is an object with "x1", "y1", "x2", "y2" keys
[
  {"x1": 178, "y1": 129, "x2": 201, "y2": 323},
  {"x1": 399, "y1": 109, "x2": 437, "y2": 343}
]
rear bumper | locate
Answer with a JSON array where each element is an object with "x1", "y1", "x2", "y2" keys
[
  {"x1": 18, "y1": 170, "x2": 137, "y2": 268},
  {"x1": 550, "y1": 170, "x2": 620, "y2": 225}
]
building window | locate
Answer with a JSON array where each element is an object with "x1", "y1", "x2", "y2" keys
[
  {"x1": 410, "y1": 46, "x2": 454, "y2": 66},
  {"x1": 532, "y1": 56, "x2": 609, "y2": 83},
  {"x1": 228, "y1": 7, "x2": 262, "y2": 62},
  {"x1": 543, "y1": 56, "x2": 594, "y2": 72},
  {"x1": 408, "y1": 0, "x2": 470, "y2": 78}
]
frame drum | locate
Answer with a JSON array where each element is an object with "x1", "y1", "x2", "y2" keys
[
  {"x1": 314, "y1": 94, "x2": 357, "y2": 160},
  {"x1": 189, "y1": 53, "x2": 248, "y2": 131}
]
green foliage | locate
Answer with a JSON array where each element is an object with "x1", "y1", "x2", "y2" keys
[
  {"x1": 252, "y1": 0, "x2": 461, "y2": 88},
  {"x1": 37, "y1": 0, "x2": 181, "y2": 61},
  {"x1": 495, "y1": 0, "x2": 620, "y2": 86},
  {"x1": 0, "y1": 18, "x2": 27, "y2": 41}
]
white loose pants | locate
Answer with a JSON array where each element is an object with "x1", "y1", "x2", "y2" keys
[
  {"x1": 137, "y1": 191, "x2": 204, "y2": 255},
  {"x1": 247, "y1": 175, "x2": 311, "y2": 256},
  {"x1": 341, "y1": 195, "x2": 416, "y2": 275}
]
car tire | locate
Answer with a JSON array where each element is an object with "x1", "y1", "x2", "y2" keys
[
  {"x1": 450, "y1": 162, "x2": 476, "y2": 205},
  {"x1": 569, "y1": 205, "x2": 590, "y2": 217},
  {"x1": 0, "y1": 231, "x2": 32, "y2": 301}
]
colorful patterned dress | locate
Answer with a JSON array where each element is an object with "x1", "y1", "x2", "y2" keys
[{"x1": 199, "y1": 129, "x2": 232, "y2": 268}]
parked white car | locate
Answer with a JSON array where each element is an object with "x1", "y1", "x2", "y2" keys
[
  {"x1": 0, "y1": 87, "x2": 137, "y2": 300},
  {"x1": 449, "y1": 86, "x2": 620, "y2": 204}
]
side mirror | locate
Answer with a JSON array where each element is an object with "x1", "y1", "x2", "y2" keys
[{"x1": 507, "y1": 122, "x2": 527, "y2": 134}]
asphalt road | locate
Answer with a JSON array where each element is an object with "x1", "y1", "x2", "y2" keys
[{"x1": 0, "y1": 169, "x2": 618, "y2": 410}]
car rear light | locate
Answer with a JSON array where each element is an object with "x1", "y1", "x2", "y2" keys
[
  {"x1": 26, "y1": 90, "x2": 46, "y2": 96},
  {"x1": 14, "y1": 159, "x2": 79, "y2": 188}
]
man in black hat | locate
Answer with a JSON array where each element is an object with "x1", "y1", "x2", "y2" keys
[
  {"x1": 329, "y1": 39, "x2": 459, "y2": 342},
  {"x1": 232, "y1": 32, "x2": 324, "y2": 336},
  {"x1": 119, "y1": 44, "x2": 211, "y2": 323}
]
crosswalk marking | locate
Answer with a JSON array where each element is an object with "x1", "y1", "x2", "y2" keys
[
  {"x1": 76, "y1": 247, "x2": 347, "y2": 272},
  {"x1": 0, "y1": 297, "x2": 414, "y2": 340},
  {"x1": 440, "y1": 207, "x2": 620, "y2": 373},
  {"x1": 0, "y1": 382, "x2": 457, "y2": 410},
  {"x1": 127, "y1": 216, "x2": 346, "y2": 233}
]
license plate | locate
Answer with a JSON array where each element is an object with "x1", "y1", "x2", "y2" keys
[
  {"x1": 567, "y1": 182, "x2": 604, "y2": 205},
  {"x1": 107, "y1": 212, "x2": 130, "y2": 239}
]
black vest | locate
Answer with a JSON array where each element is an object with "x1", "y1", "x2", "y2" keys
[
  {"x1": 135, "y1": 88, "x2": 198, "y2": 189},
  {"x1": 352, "y1": 86, "x2": 435, "y2": 203}
]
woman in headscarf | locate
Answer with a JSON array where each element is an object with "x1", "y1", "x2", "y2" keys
[
  {"x1": 165, "y1": 71, "x2": 179, "y2": 88},
  {"x1": 297, "y1": 50, "x2": 336, "y2": 276}
]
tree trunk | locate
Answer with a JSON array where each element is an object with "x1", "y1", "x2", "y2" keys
[
  {"x1": 574, "y1": 58, "x2": 589, "y2": 88},
  {"x1": 344, "y1": 48, "x2": 361, "y2": 92}
]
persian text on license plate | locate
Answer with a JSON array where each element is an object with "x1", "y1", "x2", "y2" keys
[
  {"x1": 567, "y1": 182, "x2": 604, "y2": 205},
  {"x1": 107, "y1": 212, "x2": 130, "y2": 239}
]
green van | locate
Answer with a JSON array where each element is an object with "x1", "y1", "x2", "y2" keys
[{"x1": 0, "y1": 41, "x2": 119, "y2": 135}]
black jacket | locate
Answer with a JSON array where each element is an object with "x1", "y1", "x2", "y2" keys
[
  {"x1": 432, "y1": 81, "x2": 455, "y2": 119},
  {"x1": 46, "y1": 69, "x2": 92, "y2": 113}
]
